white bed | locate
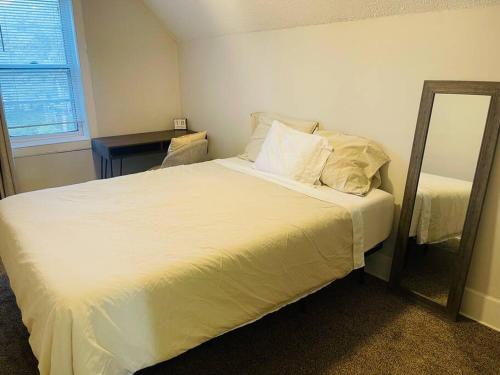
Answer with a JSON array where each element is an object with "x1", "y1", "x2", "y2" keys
[
  {"x1": 410, "y1": 173, "x2": 472, "y2": 245},
  {"x1": 0, "y1": 157, "x2": 393, "y2": 375}
]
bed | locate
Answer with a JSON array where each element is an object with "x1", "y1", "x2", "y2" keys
[
  {"x1": 0, "y1": 157, "x2": 394, "y2": 375},
  {"x1": 409, "y1": 173, "x2": 472, "y2": 245}
]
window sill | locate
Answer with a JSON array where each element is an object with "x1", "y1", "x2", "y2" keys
[{"x1": 12, "y1": 136, "x2": 91, "y2": 158}]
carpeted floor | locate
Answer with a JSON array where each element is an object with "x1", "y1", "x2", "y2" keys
[{"x1": 1, "y1": 271, "x2": 499, "y2": 375}]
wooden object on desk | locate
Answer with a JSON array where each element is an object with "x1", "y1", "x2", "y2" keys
[{"x1": 91, "y1": 130, "x2": 195, "y2": 179}]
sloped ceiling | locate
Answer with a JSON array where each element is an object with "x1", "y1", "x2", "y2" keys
[{"x1": 143, "y1": 0, "x2": 500, "y2": 42}]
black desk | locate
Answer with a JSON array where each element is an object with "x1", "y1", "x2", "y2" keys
[{"x1": 91, "y1": 130, "x2": 194, "y2": 178}]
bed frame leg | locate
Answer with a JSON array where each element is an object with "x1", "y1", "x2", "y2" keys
[{"x1": 357, "y1": 267, "x2": 365, "y2": 284}]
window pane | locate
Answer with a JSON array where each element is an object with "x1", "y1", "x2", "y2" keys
[
  {"x1": 0, "y1": 69, "x2": 78, "y2": 137},
  {"x1": 0, "y1": 0, "x2": 66, "y2": 65},
  {"x1": 0, "y1": 0, "x2": 87, "y2": 140}
]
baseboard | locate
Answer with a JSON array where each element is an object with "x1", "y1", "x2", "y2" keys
[
  {"x1": 460, "y1": 288, "x2": 500, "y2": 332},
  {"x1": 364, "y1": 252, "x2": 500, "y2": 332}
]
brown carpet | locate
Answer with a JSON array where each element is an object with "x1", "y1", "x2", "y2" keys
[{"x1": 0, "y1": 272, "x2": 499, "y2": 375}]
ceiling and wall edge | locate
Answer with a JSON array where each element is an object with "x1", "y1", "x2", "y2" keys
[{"x1": 143, "y1": 0, "x2": 500, "y2": 42}]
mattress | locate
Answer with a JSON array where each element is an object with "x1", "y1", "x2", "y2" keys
[
  {"x1": 0, "y1": 158, "x2": 393, "y2": 375},
  {"x1": 219, "y1": 157, "x2": 394, "y2": 260},
  {"x1": 410, "y1": 173, "x2": 472, "y2": 244}
]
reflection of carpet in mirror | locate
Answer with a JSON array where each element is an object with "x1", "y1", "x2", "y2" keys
[{"x1": 402, "y1": 238, "x2": 459, "y2": 306}]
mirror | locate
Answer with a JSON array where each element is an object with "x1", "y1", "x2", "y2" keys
[
  {"x1": 390, "y1": 81, "x2": 500, "y2": 320},
  {"x1": 402, "y1": 94, "x2": 490, "y2": 306}
]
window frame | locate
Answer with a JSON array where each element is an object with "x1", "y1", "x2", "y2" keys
[{"x1": 0, "y1": 0, "x2": 89, "y2": 148}]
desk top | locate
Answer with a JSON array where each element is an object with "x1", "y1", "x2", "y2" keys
[{"x1": 91, "y1": 129, "x2": 195, "y2": 150}]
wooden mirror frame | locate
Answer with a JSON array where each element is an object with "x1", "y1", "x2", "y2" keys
[{"x1": 389, "y1": 81, "x2": 500, "y2": 320}]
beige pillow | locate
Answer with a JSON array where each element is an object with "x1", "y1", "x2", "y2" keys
[
  {"x1": 168, "y1": 131, "x2": 207, "y2": 153},
  {"x1": 240, "y1": 112, "x2": 319, "y2": 161},
  {"x1": 316, "y1": 130, "x2": 390, "y2": 196}
]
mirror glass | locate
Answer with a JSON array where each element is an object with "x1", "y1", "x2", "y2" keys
[{"x1": 401, "y1": 94, "x2": 491, "y2": 306}]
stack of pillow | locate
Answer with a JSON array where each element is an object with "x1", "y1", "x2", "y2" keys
[{"x1": 239, "y1": 112, "x2": 390, "y2": 196}]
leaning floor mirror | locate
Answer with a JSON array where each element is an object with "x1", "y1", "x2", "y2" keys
[{"x1": 390, "y1": 81, "x2": 500, "y2": 320}]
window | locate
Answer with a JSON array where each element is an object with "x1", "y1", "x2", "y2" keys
[{"x1": 0, "y1": 0, "x2": 87, "y2": 145}]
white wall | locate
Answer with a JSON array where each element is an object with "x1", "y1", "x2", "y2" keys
[
  {"x1": 179, "y1": 6, "x2": 500, "y2": 329},
  {"x1": 13, "y1": 0, "x2": 181, "y2": 192},
  {"x1": 80, "y1": 0, "x2": 181, "y2": 138}
]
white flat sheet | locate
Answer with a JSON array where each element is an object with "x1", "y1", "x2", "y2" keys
[
  {"x1": 410, "y1": 173, "x2": 472, "y2": 244},
  {"x1": 0, "y1": 159, "x2": 394, "y2": 375},
  {"x1": 217, "y1": 157, "x2": 394, "y2": 265}
]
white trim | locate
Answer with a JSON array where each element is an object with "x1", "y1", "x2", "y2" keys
[
  {"x1": 71, "y1": 0, "x2": 99, "y2": 138},
  {"x1": 461, "y1": 287, "x2": 500, "y2": 332},
  {"x1": 11, "y1": 131, "x2": 88, "y2": 148},
  {"x1": 13, "y1": 139, "x2": 91, "y2": 158}
]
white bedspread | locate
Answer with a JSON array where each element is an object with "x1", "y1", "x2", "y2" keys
[
  {"x1": 410, "y1": 173, "x2": 472, "y2": 244},
  {"x1": 0, "y1": 159, "x2": 374, "y2": 375},
  {"x1": 217, "y1": 158, "x2": 394, "y2": 266}
]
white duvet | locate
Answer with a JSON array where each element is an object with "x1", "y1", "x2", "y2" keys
[
  {"x1": 410, "y1": 173, "x2": 472, "y2": 244},
  {"x1": 0, "y1": 159, "x2": 373, "y2": 375}
]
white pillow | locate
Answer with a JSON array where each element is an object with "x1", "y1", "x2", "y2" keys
[
  {"x1": 240, "y1": 112, "x2": 319, "y2": 162},
  {"x1": 239, "y1": 123, "x2": 270, "y2": 162},
  {"x1": 254, "y1": 121, "x2": 332, "y2": 184}
]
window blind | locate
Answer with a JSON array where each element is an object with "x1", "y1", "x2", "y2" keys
[{"x1": 0, "y1": 0, "x2": 86, "y2": 138}]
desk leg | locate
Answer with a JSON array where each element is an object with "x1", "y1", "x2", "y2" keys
[
  {"x1": 119, "y1": 158, "x2": 123, "y2": 176},
  {"x1": 110, "y1": 159, "x2": 114, "y2": 178},
  {"x1": 104, "y1": 159, "x2": 108, "y2": 179}
]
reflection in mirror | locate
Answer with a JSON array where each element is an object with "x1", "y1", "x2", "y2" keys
[{"x1": 401, "y1": 94, "x2": 491, "y2": 306}]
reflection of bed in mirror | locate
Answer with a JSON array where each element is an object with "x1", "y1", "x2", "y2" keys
[
  {"x1": 404, "y1": 173, "x2": 472, "y2": 305},
  {"x1": 409, "y1": 173, "x2": 472, "y2": 247}
]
